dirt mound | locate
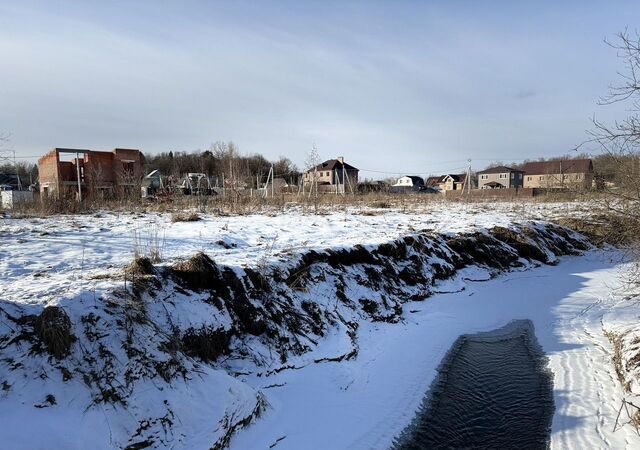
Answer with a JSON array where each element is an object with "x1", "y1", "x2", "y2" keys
[
  {"x1": 490, "y1": 226, "x2": 549, "y2": 263},
  {"x1": 172, "y1": 252, "x2": 221, "y2": 291},
  {"x1": 125, "y1": 257, "x2": 156, "y2": 276}
]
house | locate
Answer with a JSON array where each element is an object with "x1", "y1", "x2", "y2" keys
[
  {"x1": 522, "y1": 159, "x2": 593, "y2": 189},
  {"x1": 390, "y1": 175, "x2": 424, "y2": 193},
  {"x1": 425, "y1": 173, "x2": 471, "y2": 191},
  {"x1": 304, "y1": 157, "x2": 359, "y2": 188},
  {"x1": 477, "y1": 166, "x2": 524, "y2": 189},
  {"x1": 141, "y1": 170, "x2": 164, "y2": 197},
  {"x1": 393, "y1": 175, "x2": 424, "y2": 188},
  {"x1": 38, "y1": 147, "x2": 142, "y2": 199}
]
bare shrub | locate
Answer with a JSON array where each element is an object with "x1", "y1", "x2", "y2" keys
[{"x1": 133, "y1": 224, "x2": 165, "y2": 263}]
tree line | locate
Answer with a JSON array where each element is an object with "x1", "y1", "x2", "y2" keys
[{"x1": 0, "y1": 141, "x2": 302, "y2": 189}]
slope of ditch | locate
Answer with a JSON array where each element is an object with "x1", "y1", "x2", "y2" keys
[{"x1": 0, "y1": 221, "x2": 591, "y2": 449}]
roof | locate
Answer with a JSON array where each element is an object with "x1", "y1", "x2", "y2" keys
[
  {"x1": 425, "y1": 176, "x2": 445, "y2": 187},
  {"x1": 399, "y1": 175, "x2": 424, "y2": 184},
  {"x1": 312, "y1": 159, "x2": 358, "y2": 172},
  {"x1": 425, "y1": 173, "x2": 466, "y2": 187},
  {"x1": 522, "y1": 159, "x2": 592, "y2": 175},
  {"x1": 477, "y1": 165, "x2": 523, "y2": 175}
]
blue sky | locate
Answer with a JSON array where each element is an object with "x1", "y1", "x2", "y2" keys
[{"x1": 0, "y1": 1, "x2": 637, "y2": 176}]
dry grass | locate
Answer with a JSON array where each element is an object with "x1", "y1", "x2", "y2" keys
[
  {"x1": 133, "y1": 224, "x2": 165, "y2": 263},
  {"x1": 124, "y1": 257, "x2": 156, "y2": 276},
  {"x1": 170, "y1": 211, "x2": 201, "y2": 223},
  {"x1": 34, "y1": 306, "x2": 75, "y2": 359},
  {"x1": 4, "y1": 188, "x2": 614, "y2": 219},
  {"x1": 172, "y1": 252, "x2": 220, "y2": 291},
  {"x1": 604, "y1": 330, "x2": 632, "y2": 392},
  {"x1": 181, "y1": 326, "x2": 231, "y2": 362}
]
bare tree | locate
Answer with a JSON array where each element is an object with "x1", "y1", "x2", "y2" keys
[
  {"x1": 584, "y1": 30, "x2": 640, "y2": 275},
  {"x1": 587, "y1": 31, "x2": 640, "y2": 196},
  {"x1": 304, "y1": 145, "x2": 321, "y2": 214}
]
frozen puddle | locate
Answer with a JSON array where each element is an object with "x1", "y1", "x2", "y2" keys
[{"x1": 393, "y1": 320, "x2": 554, "y2": 450}]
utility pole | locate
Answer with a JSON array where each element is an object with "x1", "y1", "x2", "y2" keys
[
  {"x1": 465, "y1": 158, "x2": 472, "y2": 195},
  {"x1": 76, "y1": 151, "x2": 82, "y2": 202},
  {"x1": 14, "y1": 151, "x2": 22, "y2": 190},
  {"x1": 270, "y1": 165, "x2": 274, "y2": 198}
]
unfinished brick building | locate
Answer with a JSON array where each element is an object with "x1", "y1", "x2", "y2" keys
[{"x1": 38, "y1": 148, "x2": 142, "y2": 199}]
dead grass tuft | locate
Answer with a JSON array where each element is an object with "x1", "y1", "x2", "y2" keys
[
  {"x1": 181, "y1": 326, "x2": 231, "y2": 362},
  {"x1": 172, "y1": 252, "x2": 219, "y2": 290},
  {"x1": 604, "y1": 330, "x2": 632, "y2": 392},
  {"x1": 34, "y1": 306, "x2": 75, "y2": 359},
  {"x1": 170, "y1": 212, "x2": 201, "y2": 223},
  {"x1": 125, "y1": 257, "x2": 156, "y2": 276},
  {"x1": 370, "y1": 200, "x2": 392, "y2": 209}
]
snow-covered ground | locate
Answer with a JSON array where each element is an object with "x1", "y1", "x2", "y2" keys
[
  {"x1": 0, "y1": 201, "x2": 593, "y2": 306},
  {"x1": 231, "y1": 250, "x2": 640, "y2": 450},
  {"x1": 2, "y1": 201, "x2": 639, "y2": 449}
]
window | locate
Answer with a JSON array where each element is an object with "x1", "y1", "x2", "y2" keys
[
  {"x1": 527, "y1": 176, "x2": 532, "y2": 181},
  {"x1": 510, "y1": 173, "x2": 514, "y2": 179},
  {"x1": 480, "y1": 174, "x2": 488, "y2": 180},
  {"x1": 123, "y1": 161, "x2": 135, "y2": 174},
  {"x1": 539, "y1": 176, "x2": 545, "y2": 181},
  {"x1": 499, "y1": 173, "x2": 507, "y2": 179}
]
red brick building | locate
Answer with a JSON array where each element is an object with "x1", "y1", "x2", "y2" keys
[{"x1": 38, "y1": 148, "x2": 142, "y2": 199}]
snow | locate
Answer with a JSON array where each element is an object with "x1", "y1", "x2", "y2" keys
[
  {"x1": 0, "y1": 201, "x2": 592, "y2": 307},
  {"x1": 231, "y1": 251, "x2": 640, "y2": 450},
  {"x1": 1, "y1": 200, "x2": 639, "y2": 449}
]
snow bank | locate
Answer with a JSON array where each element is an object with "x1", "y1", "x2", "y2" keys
[{"x1": 0, "y1": 206, "x2": 595, "y2": 448}]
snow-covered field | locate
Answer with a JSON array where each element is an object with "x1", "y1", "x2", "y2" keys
[
  {"x1": 1, "y1": 201, "x2": 639, "y2": 449},
  {"x1": 0, "y1": 201, "x2": 592, "y2": 306}
]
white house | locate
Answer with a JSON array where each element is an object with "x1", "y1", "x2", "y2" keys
[{"x1": 392, "y1": 175, "x2": 424, "y2": 188}]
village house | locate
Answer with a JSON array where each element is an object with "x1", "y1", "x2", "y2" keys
[
  {"x1": 477, "y1": 166, "x2": 524, "y2": 189},
  {"x1": 522, "y1": 159, "x2": 593, "y2": 189},
  {"x1": 392, "y1": 175, "x2": 424, "y2": 188},
  {"x1": 304, "y1": 157, "x2": 359, "y2": 188},
  {"x1": 38, "y1": 147, "x2": 142, "y2": 199},
  {"x1": 425, "y1": 173, "x2": 472, "y2": 191}
]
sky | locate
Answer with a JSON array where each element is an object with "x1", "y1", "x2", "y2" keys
[{"x1": 0, "y1": 0, "x2": 638, "y2": 177}]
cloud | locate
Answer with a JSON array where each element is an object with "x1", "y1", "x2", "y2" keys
[
  {"x1": 0, "y1": 1, "x2": 634, "y2": 174},
  {"x1": 514, "y1": 89, "x2": 537, "y2": 99}
]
